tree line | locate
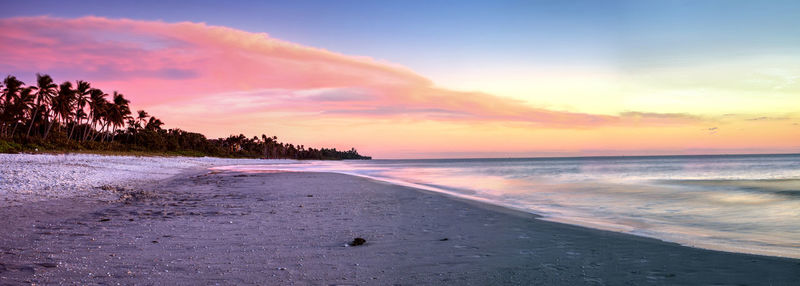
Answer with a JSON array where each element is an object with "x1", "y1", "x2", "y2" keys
[{"x1": 0, "y1": 73, "x2": 371, "y2": 160}]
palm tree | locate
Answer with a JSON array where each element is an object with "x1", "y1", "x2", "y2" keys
[
  {"x1": 0, "y1": 80, "x2": 6, "y2": 137},
  {"x1": 136, "y1": 110, "x2": 149, "y2": 131},
  {"x1": 126, "y1": 118, "x2": 139, "y2": 131},
  {"x1": 27, "y1": 73, "x2": 57, "y2": 137},
  {"x1": 84, "y1": 88, "x2": 108, "y2": 141},
  {"x1": 106, "y1": 91, "x2": 131, "y2": 142},
  {"x1": 1, "y1": 73, "x2": 369, "y2": 159},
  {"x1": 0, "y1": 80, "x2": 4, "y2": 120},
  {"x1": 92, "y1": 101, "x2": 109, "y2": 141},
  {"x1": 71, "y1": 80, "x2": 91, "y2": 140},
  {"x1": 128, "y1": 110, "x2": 149, "y2": 144},
  {"x1": 125, "y1": 117, "x2": 138, "y2": 142},
  {"x1": 44, "y1": 81, "x2": 76, "y2": 139},
  {"x1": 2, "y1": 76, "x2": 24, "y2": 106},
  {"x1": 12, "y1": 87, "x2": 35, "y2": 137},
  {"x1": 145, "y1": 116, "x2": 164, "y2": 131},
  {"x1": 73, "y1": 107, "x2": 87, "y2": 140},
  {"x1": 1, "y1": 76, "x2": 24, "y2": 137}
]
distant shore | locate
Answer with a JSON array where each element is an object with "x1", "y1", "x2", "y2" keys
[{"x1": 1, "y1": 167, "x2": 798, "y2": 284}]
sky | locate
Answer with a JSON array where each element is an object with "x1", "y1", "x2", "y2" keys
[{"x1": 1, "y1": 0, "x2": 799, "y2": 158}]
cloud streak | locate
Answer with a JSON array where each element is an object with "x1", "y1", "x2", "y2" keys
[{"x1": 0, "y1": 16, "x2": 700, "y2": 133}]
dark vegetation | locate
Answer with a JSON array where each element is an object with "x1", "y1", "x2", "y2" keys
[{"x1": 0, "y1": 73, "x2": 371, "y2": 159}]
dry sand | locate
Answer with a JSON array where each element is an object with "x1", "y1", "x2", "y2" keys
[
  {"x1": 1, "y1": 170, "x2": 798, "y2": 285},
  {"x1": 0, "y1": 153, "x2": 289, "y2": 206}
]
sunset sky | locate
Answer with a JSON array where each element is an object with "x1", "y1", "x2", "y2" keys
[{"x1": 2, "y1": 0, "x2": 799, "y2": 158}]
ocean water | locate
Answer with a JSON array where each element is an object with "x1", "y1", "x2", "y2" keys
[{"x1": 217, "y1": 154, "x2": 800, "y2": 259}]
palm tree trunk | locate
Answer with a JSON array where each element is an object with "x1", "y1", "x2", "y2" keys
[
  {"x1": 110, "y1": 123, "x2": 117, "y2": 142},
  {"x1": 95, "y1": 123, "x2": 104, "y2": 142},
  {"x1": 42, "y1": 120, "x2": 55, "y2": 139},
  {"x1": 83, "y1": 117, "x2": 94, "y2": 141},
  {"x1": 88, "y1": 121, "x2": 97, "y2": 142},
  {"x1": 43, "y1": 116, "x2": 55, "y2": 140},
  {"x1": 11, "y1": 121, "x2": 19, "y2": 138},
  {"x1": 68, "y1": 120, "x2": 76, "y2": 141},
  {"x1": 92, "y1": 121, "x2": 105, "y2": 141},
  {"x1": 96, "y1": 122, "x2": 110, "y2": 142},
  {"x1": 83, "y1": 120, "x2": 90, "y2": 141},
  {"x1": 26, "y1": 106, "x2": 39, "y2": 137}
]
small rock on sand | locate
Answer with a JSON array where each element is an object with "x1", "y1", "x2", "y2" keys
[{"x1": 349, "y1": 237, "x2": 366, "y2": 246}]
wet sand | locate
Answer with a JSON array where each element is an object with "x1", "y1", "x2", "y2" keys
[{"x1": 1, "y1": 170, "x2": 798, "y2": 285}]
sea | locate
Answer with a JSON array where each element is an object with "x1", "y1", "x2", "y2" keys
[{"x1": 217, "y1": 154, "x2": 800, "y2": 259}]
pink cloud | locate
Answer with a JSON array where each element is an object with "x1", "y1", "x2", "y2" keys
[{"x1": 0, "y1": 16, "x2": 696, "y2": 135}]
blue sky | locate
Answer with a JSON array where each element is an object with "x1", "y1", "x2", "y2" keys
[
  {"x1": 0, "y1": 1, "x2": 613, "y2": 69},
  {"x1": 5, "y1": 0, "x2": 800, "y2": 75}
]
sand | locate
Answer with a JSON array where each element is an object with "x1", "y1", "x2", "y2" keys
[
  {"x1": 1, "y1": 170, "x2": 798, "y2": 285},
  {"x1": 0, "y1": 153, "x2": 290, "y2": 206}
]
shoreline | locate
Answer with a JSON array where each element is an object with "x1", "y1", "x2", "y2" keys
[
  {"x1": 357, "y1": 173, "x2": 800, "y2": 261},
  {"x1": 1, "y1": 170, "x2": 798, "y2": 284},
  {"x1": 225, "y1": 165, "x2": 800, "y2": 260}
]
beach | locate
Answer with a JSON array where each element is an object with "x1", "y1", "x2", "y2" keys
[
  {"x1": 1, "y1": 157, "x2": 798, "y2": 285},
  {"x1": 0, "y1": 153, "x2": 283, "y2": 207}
]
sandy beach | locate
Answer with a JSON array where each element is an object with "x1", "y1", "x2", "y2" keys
[
  {"x1": 0, "y1": 153, "x2": 285, "y2": 207},
  {"x1": 1, "y1": 166, "x2": 798, "y2": 285}
]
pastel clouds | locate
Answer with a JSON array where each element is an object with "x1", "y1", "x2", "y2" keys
[
  {"x1": 0, "y1": 16, "x2": 704, "y2": 130},
  {"x1": 1, "y1": 16, "x2": 798, "y2": 157}
]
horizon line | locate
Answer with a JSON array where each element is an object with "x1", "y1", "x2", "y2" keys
[{"x1": 372, "y1": 151, "x2": 800, "y2": 161}]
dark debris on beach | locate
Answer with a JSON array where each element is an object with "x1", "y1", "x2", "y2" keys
[{"x1": 349, "y1": 237, "x2": 366, "y2": 246}]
